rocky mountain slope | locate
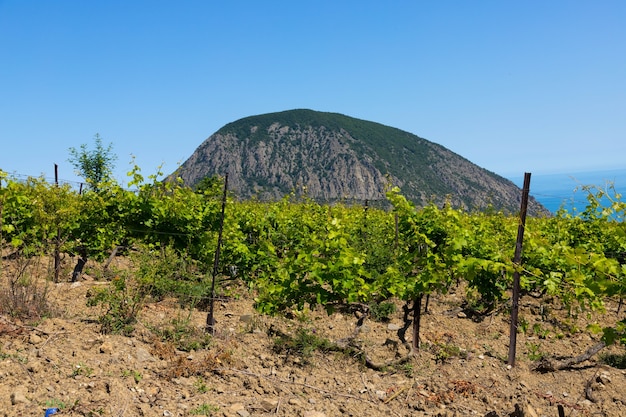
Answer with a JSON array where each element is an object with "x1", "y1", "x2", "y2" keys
[{"x1": 172, "y1": 109, "x2": 548, "y2": 215}]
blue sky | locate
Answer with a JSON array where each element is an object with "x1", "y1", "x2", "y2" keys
[{"x1": 1, "y1": 1, "x2": 625, "y2": 186}]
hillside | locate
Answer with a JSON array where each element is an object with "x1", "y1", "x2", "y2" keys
[
  {"x1": 1, "y1": 262, "x2": 625, "y2": 417},
  {"x1": 172, "y1": 109, "x2": 548, "y2": 215}
]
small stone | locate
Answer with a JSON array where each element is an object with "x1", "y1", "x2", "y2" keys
[
  {"x1": 99, "y1": 341, "x2": 114, "y2": 354},
  {"x1": 229, "y1": 403, "x2": 245, "y2": 412},
  {"x1": 598, "y1": 372, "x2": 611, "y2": 384},
  {"x1": 288, "y1": 398, "x2": 302, "y2": 406},
  {"x1": 135, "y1": 347, "x2": 155, "y2": 363},
  {"x1": 457, "y1": 311, "x2": 467, "y2": 318},
  {"x1": 27, "y1": 361, "x2": 43, "y2": 374},
  {"x1": 375, "y1": 390, "x2": 387, "y2": 400},
  {"x1": 387, "y1": 323, "x2": 401, "y2": 331},
  {"x1": 163, "y1": 411, "x2": 173, "y2": 417},
  {"x1": 478, "y1": 354, "x2": 485, "y2": 360},
  {"x1": 10, "y1": 389, "x2": 29, "y2": 405},
  {"x1": 303, "y1": 412, "x2": 326, "y2": 417},
  {"x1": 261, "y1": 399, "x2": 278, "y2": 412},
  {"x1": 236, "y1": 410, "x2": 250, "y2": 417},
  {"x1": 562, "y1": 392, "x2": 569, "y2": 397},
  {"x1": 29, "y1": 333, "x2": 43, "y2": 344},
  {"x1": 239, "y1": 315, "x2": 253, "y2": 323}
]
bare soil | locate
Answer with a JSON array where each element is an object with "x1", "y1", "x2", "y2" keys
[{"x1": 1, "y1": 259, "x2": 626, "y2": 417}]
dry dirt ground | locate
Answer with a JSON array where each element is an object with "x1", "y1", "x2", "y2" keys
[{"x1": 1, "y1": 259, "x2": 626, "y2": 417}]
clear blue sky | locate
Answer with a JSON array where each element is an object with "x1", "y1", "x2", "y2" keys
[{"x1": 1, "y1": 1, "x2": 625, "y2": 186}]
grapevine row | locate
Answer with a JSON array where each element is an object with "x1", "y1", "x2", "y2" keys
[{"x1": 1, "y1": 168, "x2": 625, "y2": 351}]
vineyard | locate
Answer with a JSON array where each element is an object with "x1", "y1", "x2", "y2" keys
[{"x1": 1, "y1": 167, "x2": 626, "y2": 417}]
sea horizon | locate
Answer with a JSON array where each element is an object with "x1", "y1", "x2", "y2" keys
[{"x1": 506, "y1": 168, "x2": 626, "y2": 214}]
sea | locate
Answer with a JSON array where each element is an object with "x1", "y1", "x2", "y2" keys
[{"x1": 507, "y1": 168, "x2": 626, "y2": 215}]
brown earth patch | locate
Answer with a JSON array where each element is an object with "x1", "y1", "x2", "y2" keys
[{"x1": 1, "y1": 258, "x2": 626, "y2": 417}]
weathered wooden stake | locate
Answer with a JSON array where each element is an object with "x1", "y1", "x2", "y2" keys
[
  {"x1": 54, "y1": 164, "x2": 61, "y2": 282},
  {"x1": 206, "y1": 174, "x2": 229, "y2": 334},
  {"x1": 412, "y1": 294, "x2": 423, "y2": 350},
  {"x1": 508, "y1": 172, "x2": 532, "y2": 366}
]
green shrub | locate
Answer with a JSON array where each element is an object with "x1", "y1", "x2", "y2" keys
[
  {"x1": 272, "y1": 327, "x2": 334, "y2": 364},
  {"x1": 368, "y1": 300, "x2": 396, "y2": 322},
  {"x1": 152, "y1": 315, "x2": 213, "y2": 352},
  {"x1": 600, "y1": 352, "x2": 626, "y2": 369},
  {"x1": 133, "y1": 244, "x2": 212, "y2": 309},
  {"x1": 86, "y1": 273, "x2": 144, "y2": 335}
]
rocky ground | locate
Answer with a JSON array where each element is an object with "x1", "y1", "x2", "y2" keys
[{"x1": 1, "y1": 258, "x2": 626, "y2": 417}]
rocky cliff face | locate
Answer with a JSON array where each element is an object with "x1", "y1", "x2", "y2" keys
[
  {"x1": 172, "y1": 110, "x2": 549, "y2": 216},
  {"x1": 178, "y1": 127, "x2": 388, "y2": 201}
]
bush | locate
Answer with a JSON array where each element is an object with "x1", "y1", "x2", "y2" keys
[
  {"x1": 86, "y1": 273, "x2": 144, "y2": 335},
  {"x1": 152, "y1": 315, "x2": 213, "y2": 352},
  {"x1": 272, "y1": 327, "x2": 334, "y2": 364},
  {"x1": 368, "y1": 300, "x2": 396, "y2": 322},
  {"x1": 133, "y1": 244, "x2": 211, "y2": 309},
  {"x1": 0, "y1": 256, "x2": 53, "y2": 321}
]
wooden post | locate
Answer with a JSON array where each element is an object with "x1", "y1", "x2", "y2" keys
[
  {"x1": 206, "y1": 174, "x2": 229, "y2": 334},
  {"x1": 412, "y1": 294, "x2": 423, "y2": 350},
  {"x1": 54, "y1": 164, "x2": 61, "y2": 282},
  {"x1": 508, "y1": 172, "x2": 531, "y2": 366}
]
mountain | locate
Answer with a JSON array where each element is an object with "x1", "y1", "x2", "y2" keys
[{"x1": 172, "y1": 109, "x2": 549, "y2": 216}]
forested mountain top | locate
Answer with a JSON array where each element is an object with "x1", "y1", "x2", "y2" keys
[{"x1": 173, "y1": 109, "x2": 548, "y2": 215}]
